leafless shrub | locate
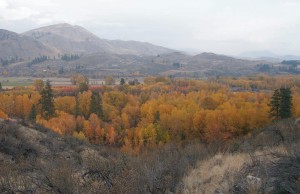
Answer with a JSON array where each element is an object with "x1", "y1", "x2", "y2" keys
[{"x1": 268, "y1": 149, "x2": 300, "y2": 193}]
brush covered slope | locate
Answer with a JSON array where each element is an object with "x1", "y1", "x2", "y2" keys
[
  {"x1": 0, "y1": 118, "x2": 209, "y2": 194},
  {"x1": 1, "y1": 118, "x2": 300, "y2": 193},
  {"x1": 182, "y1": 119, "x2": 300, "y2": 194}
]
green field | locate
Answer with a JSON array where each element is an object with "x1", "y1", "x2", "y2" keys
[{"x1": 0, "y1": 77, "x2": 33, "y2": 87}]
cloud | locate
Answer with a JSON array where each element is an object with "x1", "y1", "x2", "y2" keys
[
  {"x1": 1, "y1": 0, "x2": 300, "y2": 55},
  {"x1": 0, "y1": 0, "x2": 38, "y2": 20}
]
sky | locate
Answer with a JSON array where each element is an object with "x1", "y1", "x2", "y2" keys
[{"x1": 0, "y1": 0, "x2": 300, "y2": 56}]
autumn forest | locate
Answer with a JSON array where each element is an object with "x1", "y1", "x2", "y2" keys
[{"x1": 0, "y1": 75, "x2": 300, "y2": 154}]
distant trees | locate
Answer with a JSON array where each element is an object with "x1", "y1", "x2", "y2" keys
[
  {"x1": 128, "y1": 79, "x2": 140, "y2": 86},
  {"x1": 0, "y1": 56, "x2": 22, "y2": 66},
  {"x1": 105, "y1": 76, "x2": 115, "y2": 85},
  {"x1": 281, "y1": 60, "x2": 300, "y2": 67},
  {"x1": 71, "y1": 74, "x2": 89, "y2": 92},
  {"x1": 61, "y1": 54, "x2": 80, "y2": 61},
  {"x1": 269, "y1": 87, "x2": 293, "y2": 120},
  {"x1": 28, "y1": 56, "x2": 48, "y2": 66},
  {"x1": 173, "y1": 62, "x2": 183, "y2": 69},
  {"x1": 257, "y1": 64, "x2": 271, "y2": 72},
  {"x1": 58, "y1": 66, "x2": 64, "y2": 74},
  {"x1": 34, "y1": 79, "x2": 44, "y2": 92},
  {"x1": 71, "y1": 74, "x2": 89, "y2": 85}
]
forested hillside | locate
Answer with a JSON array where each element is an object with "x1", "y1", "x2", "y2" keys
[{"x1": 0, "y1": 75, "x2": 299, "y2": 154}]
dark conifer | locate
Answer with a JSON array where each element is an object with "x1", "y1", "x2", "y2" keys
[
  {"x1": 279, "y1": 87, "x2": 293, "y2": 119},
  {"x1": 29, "y1": 104, "x2": 37, "y2": 121},
  {"x1": 269, "y1": 87, "x2": 293, "y2": 120},
  {"x1": 39, "y1": 80, "x2": 55, "y2": 120},
  {"x1": 269, "y1": 89, "x2": 281, "y2": 120},
  {"x1": 120, "y1": 78, "x2": 125, "y2": 85},
  {"x1": 90, "y1": 91, "x2": 103, "y2": 119}
]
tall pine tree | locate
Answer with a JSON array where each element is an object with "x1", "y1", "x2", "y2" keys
[
  {"x1": 29, "y1": 104, "x2": 37, "y2": 121},
  {"x1": 90, "y1": 91, "x2": 103, "y2": 119},
  {"x1": 269, "y1": 89, "x2": 281, "y2": 120},
  {"x1": 269, "y1": 87, "x2": 293, "y2": 120},
  {"x1": 39, "y1": 80, "x2": 55, "y2": 120},
  {"x1": 279, "y1": 87, "x2": 293, "y2": 119}
]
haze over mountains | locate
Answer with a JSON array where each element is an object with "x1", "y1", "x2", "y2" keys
[
  {"x1": 239, "y1": 50, "x2": 300, "y2": 61},
  {"x1": 1, "y1": 23, "x2": 175, "y2": 60},
  {"x1": 0, "y1": 29, "x2": 57, "y2": 59},
  {"x1": 24, "y1": 23, "x2": 175, "y2": 56},
  {"x1": 0, "y1": 23, "x2": 298, "y2": 77}
]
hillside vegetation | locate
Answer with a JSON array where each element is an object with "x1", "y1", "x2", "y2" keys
[
  {"x1": 0, "y1": 75, "x2": 299, "y2": 153},
  {"x1": 183, "y1": 119, "x2": 300, "y2": 194},
  {"x1": 0, "y1": 117, "x2": 299, "y2": 193},
  {"x1": 0, "y1": 118, "x2": 213, "y2": 193},
  {"x1": 0, "y1": 75, "x2": 300, "y2": 193}
]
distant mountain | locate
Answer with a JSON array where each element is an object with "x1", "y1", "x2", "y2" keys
[
  {"x1": 0, "y1": 24, "x2": 277, "y2": 77},
  {"x1": 23, "y1": 23, "x2": 175, "y2": 56},
  {"x1": 281, "y1": 55, "x2": 300, "y2": 61},
  {"x1": 239, "y1": 50, "x2": 278, "y2": 59},
  {"x1": 239, "y1": 50, "x2": 300, "y2": 62},
  {"x1": 4, "y1": 51, "x2": 265, "y2": 77},
  {"x1": 188, "y1": 52, "x2": 256, "y2": 68},
  {"x1": 0, "y1": 29, "x2": 56, "y2": 61}
]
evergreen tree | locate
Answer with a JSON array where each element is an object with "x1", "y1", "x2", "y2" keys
[
  {"x1": 29, "y1": 104, "x2": 37, "y2": 121},
  {"x1": 269, "y1": 89, "x2": 281, "y2": 120},
  {"x1": 39, "y1": 80, "x2": 55, "y2": 120},
  {"x1": 0, "y1": 82, "x2": 2, "y2": 91},
  {"x1": 90, "y1": 91, "x2": 103, "y2": 119},
  {"x1": 269, "y1": 87, "x2": 293, "y2": 120},
  {"x1": 74, "y1": 95, "x2": 80, "y2": 116},
  {"x1": 279, "y1": 87, "x2": 293, "y2": 119},
  {"x1": 120, "y1": 78, "x2": 125, "y2": 85}
]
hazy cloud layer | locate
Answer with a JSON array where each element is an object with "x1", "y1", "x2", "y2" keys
[{"x1": 1, "y1": 0, "x2": 300, "y2": 55}]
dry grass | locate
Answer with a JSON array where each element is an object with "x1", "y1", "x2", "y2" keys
[
  {"x1": 182, "y1": 142, "x2": 297, "y2": 194},
  {"x1": 182, "y1": 153, "x2": 250, "y2": 194}
]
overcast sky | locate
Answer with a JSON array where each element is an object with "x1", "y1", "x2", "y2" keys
[{"x1": 1, "y1": 0, "x2": 300, "y2": 56}]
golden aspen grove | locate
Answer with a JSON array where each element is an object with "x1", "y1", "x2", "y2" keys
[{"x1": 0, "y1": 75, "x2": 300, "y2": 154}]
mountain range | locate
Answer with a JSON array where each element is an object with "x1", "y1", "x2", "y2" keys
[
  {"x1": 239, "y1": 50, "x2": 300, "y2": 62},
  {"x1": 0, "y1": 29, "x2": 57, "y2": 60},
  {"x1": 1, "y1": 23, "x2": 294, "y2": 77},
  {"x1": 1, "y1": 23, "x2": 175, "y2": 61}
]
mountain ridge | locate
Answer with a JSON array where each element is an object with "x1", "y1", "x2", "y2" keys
[
  {"x1": 22, "y1": 23, "x2": 175, "y2": 56},
  {"x1": 0, "y1": 29, "x2": 57, "y2": 60}
]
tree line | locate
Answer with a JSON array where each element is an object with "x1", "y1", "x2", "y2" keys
[{"x1": 0, "y1": 76, "x2": 299, "y2": 154}]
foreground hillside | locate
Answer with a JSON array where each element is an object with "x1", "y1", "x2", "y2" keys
[
  {"x1": 183, "y1": 119, "x2": 300, "y2": 193},
  {"x1": 0, "y1": 118, "x2": 209, "y2": 194},
  {"x1": 0, "y1": 118, "x2": 300, "y2": 193}
]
